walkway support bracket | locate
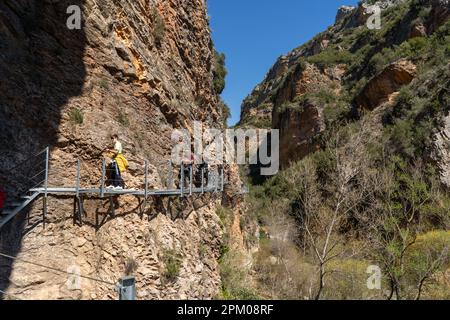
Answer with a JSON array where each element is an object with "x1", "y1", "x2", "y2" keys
[
  {"x1": 73, "y1": 195, "x2": 85, "y2": 226},
  {"x1": 108, "y1": 196, "x2": 115, "y2": 217},
  {"x1": 201, "y1": 167, "x2": 205, "y2": 194}
]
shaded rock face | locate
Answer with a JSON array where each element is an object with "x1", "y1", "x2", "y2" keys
[
  {"x1": 270, "y1": 63, "x2": 343, "y2": 168},
  {"x1": 355, "y1": 59, "x2": 417, "y2": 110},
  {"x1": 0, "y1": 0, "x2": 233, "y2": 300},
  {"x1": 428, "y1": 0, "x2": 450, "y2": 33},
  {"x1": 273, "y1": 102, "x2": 325, "y2": 169},
  {"x1": 238, "y1": 56, "x2": 289, "y2": 128}
]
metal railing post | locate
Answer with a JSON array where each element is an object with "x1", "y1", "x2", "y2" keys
[
  {"x1": 117, "y1": 276, "x2": 136, "y2": 300},
  {"x1": 201, "y1": 167, "x2": 204, "y2": 194},
  {"x1": 76, "y1": 159, "x2": 81, "y2": 198},
  {"x1": 221, "y1": 166, "x2": 224, "y2": 192},
  {"x1": 44, "y1": 147, "x2": 49, "y2": 197},
  {"x1": 100, "y1": 158, "x2": 106, "y2": 198},
  {"x1": 144, "y1": 160, "x2": 148, "y2": 200},
  {"x1": 215, "y1": 167, "x2": 219, "y2": 192},
  {"x1": 43, "y1": 147, "x2": 50, "y2": 229},
  {"x1": 189, "y1": 165, "x2": 193, "y2": 196},
  {"x1": 180, "y1": 163, "x2": 184, "y2": 197}
]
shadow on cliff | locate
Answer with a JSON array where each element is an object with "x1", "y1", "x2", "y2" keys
[{"x1": 0, "y1": 0, "x2": 87, "y2": 298}]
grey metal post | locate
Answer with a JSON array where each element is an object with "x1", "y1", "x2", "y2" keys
[
  {"x1": 100, "y1": 158, "x2": 106, "y2": 198},
  {"x1": 221, "y1": 166, "x2": 224, "y2": 192},
  {"x1": 201, "y1": 167, "x2": 204, "y2": 194},
  {"x1": 76, "y1": 159, "x2": 81, "y2": 198},
  {"x1": 189, "y1": 165, "x2": 193, "y2": 196},
  {"x1": 215, "y1": 167, "x2": 219, "y2": 192},
  {"x1": 44, "y1": 147, "x2": 49, "y2": 198},
  {"x1": 180, "y1": 163, "x2": 184, "y2": 197},
  {"x1": 144, "y1": 161, "x2": 148, "y2": 200},
  {"x1": 118, "y1": 276, "x2": 136, "y2": 300},
  {"x1": 43, "y1": 147, "x2": 49, "y2": 228}
]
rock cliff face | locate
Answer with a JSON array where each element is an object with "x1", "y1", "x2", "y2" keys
[
  {"x1": 239, "y1": 0, "x2": 449, "y2": 171},
  {"x1": 433, "y1": 111, "x2": 450, "y2": 189},
  {"x1": 0, "y1": 0, "x2": 238, "y2": 300},
  {"x1": 271, "y1": 63, "x2": 345, "y2": 168}
]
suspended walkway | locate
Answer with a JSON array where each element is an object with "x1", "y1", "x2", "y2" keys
[{"x1": 0, "y1": 147, "x2": 227, "y2": 230}]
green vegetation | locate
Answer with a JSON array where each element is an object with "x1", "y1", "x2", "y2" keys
[
  {"x1": 383, "y1": 62, "x2": 450, "y2": 160},
  {"x1": 243, "y1": 121, "x2": 450, "y2": 298},
  {"x1": 367, "y1": 37, "x2": 429, "y2": 76},
  {"x1": 219, "y1": 250, "x2": 260, "y2": 300},
  {"x1": 213, "y1": 50, "x2": 228, "y2": 94},
  {"x1": 238, "y1": 115, "x2": 272, "y2": 129},
  {"x1": 162, "y1": 249, "x2": 183, "y2": 281},
  {"x1": 216, "y1": 205, "x2": 260, "y2": 300},
  {"x1": 124, "y1": 257, "x2": 138, "y2": 275},
  {"x1": 69, "y1": 108, "x2": 84, "y2": 125},
  {"x1": 219, "y1": 98, "x2": 231, "y2": 127},
  {"x1": 117, "y1": 108, "x2": 130, "y2": 127},
  {"x1": 151, "y1": 7, "x2": 166, "y2": 46},
  {"x1": 306, "y1": 48, "x2": 354, "y2": 68},
  {"x1": 98, "y1": 78, "x2": 109, "y2": 90}
]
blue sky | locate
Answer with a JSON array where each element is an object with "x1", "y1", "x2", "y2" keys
[{"x1": 207, "y1": 0, "x2": 359, "y2": 126}]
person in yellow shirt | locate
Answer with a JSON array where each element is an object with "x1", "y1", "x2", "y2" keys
[{"x1": 106, "y1": 134, "x2": 128, "y2": 190}]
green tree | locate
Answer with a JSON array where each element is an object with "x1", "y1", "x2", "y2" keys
[{"x1": 213, "y1": 51, "x2": 227, "y2": 94}]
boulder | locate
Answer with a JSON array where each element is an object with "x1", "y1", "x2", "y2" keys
[
  {"x1": 410, "y1": 23, "x2": 428, "y2": 38},
  {"x1": 355, "y1": 59, "x2": 417, "y2": 110}
]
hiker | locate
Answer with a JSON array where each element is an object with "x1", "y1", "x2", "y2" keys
[
  {"x1": 105, "y1": 134, "x2": 129, "y2": 190},
  {"x1": 179, "y1": 151, "x2": 195, "y2": 188},
  {"x1": 193, "y1": 161, "x2": 208, "y2": 187}
]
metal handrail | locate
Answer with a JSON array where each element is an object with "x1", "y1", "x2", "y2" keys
[
  {"x1": 3, "y1": 147, "x2": 49, "y2": 199},
  {"x1": 4, "y1": 148, "x2": 48, "y2": 173},
  {"x1": 30, "y1": 180, "x2": 46, "y2": 191},
  {"x1": 12, "y1": 148, "x2": 224, "y2": 199},
  {"x1": 29, "y1": 169, "x2": 47, "y2": 182}
]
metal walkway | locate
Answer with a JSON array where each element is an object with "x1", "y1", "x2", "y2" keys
[
  {"x1": 0, "y1": 192, "x2": 40, "y2": 229},
  {"x1": 0, "y1": 147, "x2": 226, "y2": 230},
  {"x1": 30, "y1": 187, "x2": 219, "y2": 197}
]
